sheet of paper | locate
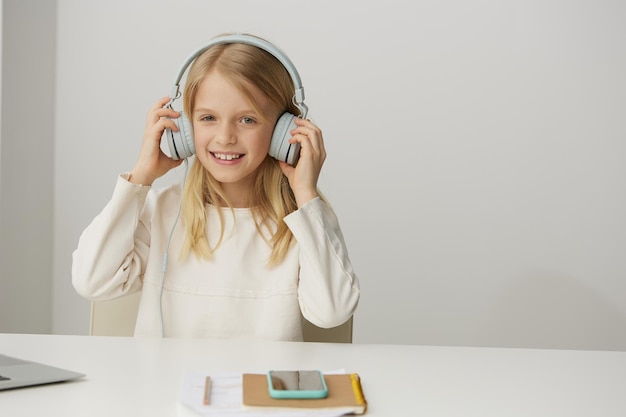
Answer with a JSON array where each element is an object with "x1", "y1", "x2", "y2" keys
[{"x1": 177, "y1": 371, "x2": 350, "y2": 417}]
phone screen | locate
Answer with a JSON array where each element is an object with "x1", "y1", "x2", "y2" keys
[{"x1": 268, "y1": 370, "x2": 326, "y2": 392}]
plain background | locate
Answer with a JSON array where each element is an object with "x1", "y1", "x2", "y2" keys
[{"x1": 1, "y1": 0, "x2": 626, "y2": 350}]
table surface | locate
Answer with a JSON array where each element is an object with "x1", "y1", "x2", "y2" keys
[{"x1": 1, "y1": 333, "x2": 626, "y2": 416}]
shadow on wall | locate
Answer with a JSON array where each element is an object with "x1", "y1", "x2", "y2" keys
[{"x1": 481, "y1": 272, "x2": 626, "y2": 351}]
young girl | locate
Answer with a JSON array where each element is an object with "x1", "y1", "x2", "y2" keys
[{"x1": 71, "y1": 34, "x2": 360, "y2": 340}]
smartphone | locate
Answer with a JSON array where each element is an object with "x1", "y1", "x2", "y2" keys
[{"x1": 267, "y1": 370, "x2": 328, "y2": 399}]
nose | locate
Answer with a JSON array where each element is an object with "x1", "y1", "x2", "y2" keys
[{"x1": 215, "y1": 122, "x2": 237, "y2": 145}]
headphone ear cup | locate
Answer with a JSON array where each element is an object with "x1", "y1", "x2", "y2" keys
[
  {"x1": 165, "y1": 111, "x2": 195, "y2": 160},
  {"x1": 269, "y1": 112, "x2": 300, "y2": 166}
]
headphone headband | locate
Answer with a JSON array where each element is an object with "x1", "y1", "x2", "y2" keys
[{"x1": 169, "y1": 33, "x2": 308, "y2": 118}]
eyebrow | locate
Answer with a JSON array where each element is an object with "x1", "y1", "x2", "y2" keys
[
  {"x1": 193, "y1": 107, "x2": 258, "y2": 115},
  {"x1": 193, "y1": 107, "x2": 215, "y2": 114}
]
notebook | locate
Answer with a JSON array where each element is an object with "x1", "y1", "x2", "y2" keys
[
  {"x1": 0, "y1": 354, "x2": 85, "y2": 390},
  {"x1": 242, "y1": 373, "x2": 368, "y2": 415}
]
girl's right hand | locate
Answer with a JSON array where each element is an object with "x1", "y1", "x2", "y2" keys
[{"x1": 129, "y1": 97, "x2": 184, "y2": 186}]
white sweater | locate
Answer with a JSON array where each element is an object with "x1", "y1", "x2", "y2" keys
[{"x1": 72, "y1": 174, "x2": 360, "y2": 340}]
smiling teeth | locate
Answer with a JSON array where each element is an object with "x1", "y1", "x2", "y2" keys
[{"x1": 214, "y1": 153, "x2": 241, "y2": 161}]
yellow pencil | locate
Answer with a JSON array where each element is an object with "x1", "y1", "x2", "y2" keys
[{"x1": 203, "y1": 376, "x2": 211, "y2": 405}]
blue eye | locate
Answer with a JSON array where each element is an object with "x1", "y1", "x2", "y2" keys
[
  {"x1": 200, "y1": 115, "x2": 215, "y2": 122},
  {"x1": 241, "y1": 117, "x2": 256, "y2": 124}
]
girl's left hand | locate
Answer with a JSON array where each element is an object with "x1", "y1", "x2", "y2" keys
[{"x1": 279, "y1": 117, "x2": 326, "y2": 208}]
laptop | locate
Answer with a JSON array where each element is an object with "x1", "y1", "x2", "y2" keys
[{"x1": 0, "y1": 354, "x2": 85, "y2": 390}]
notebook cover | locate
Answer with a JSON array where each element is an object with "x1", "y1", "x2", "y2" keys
[{"x1": 242, "y1": 373, "x2": 367, "y2": 414}]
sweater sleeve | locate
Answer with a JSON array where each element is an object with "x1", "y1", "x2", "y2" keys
[
  {"x1": 71, "y1": 174, "x2": 151, "y2": 300},
  {"x1": 283, "y1": 197, "x2": 360, "y2": 328}
]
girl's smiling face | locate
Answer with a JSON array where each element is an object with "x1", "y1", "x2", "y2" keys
[{"x1": 191, "y1": 70, "x2": 277, "y2": 205}]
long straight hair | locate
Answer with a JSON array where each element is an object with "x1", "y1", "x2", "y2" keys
[{"x1": 179, "y1": 38, "x2": 300, "y2": 266}]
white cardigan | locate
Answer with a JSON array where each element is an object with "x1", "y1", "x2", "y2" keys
[{"x1": 72, "y1": 174, "x2": 360, "y2": 340}]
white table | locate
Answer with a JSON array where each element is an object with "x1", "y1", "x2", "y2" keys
[{"x1": 1, "y1": 333, "x2": 625, "y2": 416}]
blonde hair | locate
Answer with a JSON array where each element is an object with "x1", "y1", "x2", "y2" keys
[{"x1": 179, "y1": 37, "x2": 300, "y2": 266}]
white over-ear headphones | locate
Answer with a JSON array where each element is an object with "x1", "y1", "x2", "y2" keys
[{"x1": 163, "y1": 33, "x2": 309, "y2": 166}]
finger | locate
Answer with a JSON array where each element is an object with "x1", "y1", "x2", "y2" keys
[
  {"x1": 291, "y1": 130, "x2": 324, "y2": 157},
  {"x1": 294, "y1": 117, "x2": 317, "y2": 127},
  {"x1": 143, "y1": 118, "x2": 179, "y2": 145},
  {"x1": 147, "y1": 111, "x2": 180, "y2": 130},
  {"x1": 148, "y1": 97, "x2": 173, "y2": 115},
  {"x1": 162, "y1": 116, "x2": 181, "y2": 130},
  {"x1": 158, "y1": 109, "x2": 181, "y2": 122},
  {"x1": 294, "y1": 118, "x2": 323, "y2": 136},
  {"x1": 291, "y1": 121, "x2": 323, "y2": 142},
  {"x1": 278, "y1": 160, "x2": 294, "y2": 178},
  {"x1": 147, "y1": 98, "x2": 179, "y2": 124},
  {"x1": 290, "y1": 133, "x2": 317, "y2": 158},
  {"x1": 156, "y1": 96, "x2": 173, "y2": 107}
]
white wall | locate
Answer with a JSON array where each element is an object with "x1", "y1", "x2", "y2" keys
[
  {"x1": 45, "y1": 0, "x2": 626, "y2": 349},
  {"x1": 0, "y1": 0, "x2": 56, "y2": 334},
  {"x1": 0, "y1": 2, "x2": 3, "y2": 210}
]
